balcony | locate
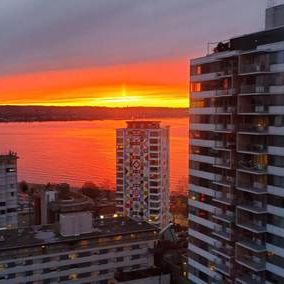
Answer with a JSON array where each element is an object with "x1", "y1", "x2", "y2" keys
[
  {"x1": 239, "y1": 85, "x2": 270, "y2": 96},
  {"x1": 240, "y1": 63, "x2": 270, "y2": 75},
  {"x1": 189, "y1": 107, "x2": 215, "y2": 115},
  {"x1": 215, "y1": 261, "x2": 231, "y2": 277},
  {"x1": 236, "y1": 240, "x2": 266, "y2": 253},
  {"x1": 213, "y1": 210, "x2": 234, "y2": 223},
  {"x1": 213, "y1": 225, "x2": 232, "y2": 241},
  {"x1": 190, "y1": 123, "x2": 215, "y2": 131},
  {"x1": 212, "y1": 243, "x2": 234, "y2": 259},
  {"x1": 213, "y1": 175, "x2": 235, "y2": 188},
  {"x1": 237, "y1": 143, "x2": 267, "y2": 155},
  {"x1": 237, "y1": 160, "x2": 267, "y2": 175},
  {"x1": 236, "y1": 220, "x2": 266, "y2": 234},
  {"x1": 214, "y1": 124, "x2": 235, "y2": 133},
  {"x1": 213, "y1": 157, "x2": 231, "y2": 169},
  {"x1": 191, "y1": 90, "x2": 216, "y2": 99},
  {"x1": 236, "y1": 180, "x2": 267, "y2": 194},
  {"x1": 214, "y1": 140, "x2": 235, "y2": 151},
  {"x1": 215, "y1": 88, "x2": 236, "y2": 97},
  {"x1": 238, "y1": 104, "x2": 269, "y2": 115},
  {"x1": 215, "y1": 106, "x2": 236, "y2": 115},
  {"x1": 237, "y1": 200, "x2": 267, "y2": 214},
  {"x1": 236, "y1": 255, "x2": 266, "y2": 272},
  {"x1": 238, "y1": 124, "x2": 268, "y2": 135},
  {"x1": 236, "y1": 274, "x2": 265, "y2": 284},
  {"x1": 213, "y1": 191, "x2": 234, "y2": 206},
  {"x1": 191, "y1": 71, "x2": 228, "y2": 83}
]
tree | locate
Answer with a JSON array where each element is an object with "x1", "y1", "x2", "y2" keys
[{"x1": 19, "y1": 180, "x2": 29, "y2": 193}]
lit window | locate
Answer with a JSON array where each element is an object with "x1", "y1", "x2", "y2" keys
[
  {"x1": 69, "y1": 273, "x2": 77, "y2": 280},
  {"x1": 68, "y1": 253, "x2": 77, "y2": 260}
]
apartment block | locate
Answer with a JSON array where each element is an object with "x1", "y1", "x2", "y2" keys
[
  {"x1": 116, "y1": 121, "x2": 170, "y2": 229},
  {"x1": 0, "y1": 152, "x2": 18, "y2": 229},
  {"x1": 0, "y1": 216, "x2": 159, "y2": 284},
  {"x1": 189, "y1": 4, "x2": 284, "y2": 284}
]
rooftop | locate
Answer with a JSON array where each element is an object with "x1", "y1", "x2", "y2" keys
[
  {"x1": 0, "y1": 217, "x2": 157, "y2": 251},
  {"x1": 126, "y1": 120, "x2": 161, "y2": 129},
  {"x1": 0, "y1": 151, "x2": 18, "y2": 161}
]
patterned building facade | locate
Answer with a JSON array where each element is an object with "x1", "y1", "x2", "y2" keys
[{"x1": 116, "y1": 121, "x2": 170, "y2": 229}]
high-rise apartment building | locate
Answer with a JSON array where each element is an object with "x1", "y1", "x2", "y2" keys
[
  {"x1": 189, "y1": 4, "x2": 284, "y2": 283},
  {"x1": 116, "y1": 121, "x2": 170, "y2": 229},
  {"x1": 0, "y1": 152, "x2": 18, "y2": 229}
]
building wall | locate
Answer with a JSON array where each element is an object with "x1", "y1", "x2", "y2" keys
[
  {"x1": 0, "y1": 154, "x2": 18, "y2": 229},
  {"x1": 189, "y1": 29, "x2": 284, "y2": 283},
  {"x1": 0, "y1": 233, "x2": 156, "y2": 283},
  {"x1": 266, "y1": 4, "x2": 284, "y2": 30},
  {"x1": 116, "y1": 123, "x2": 170, "y2": 229}
]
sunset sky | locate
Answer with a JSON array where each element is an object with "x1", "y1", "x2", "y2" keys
[{"x1": 0, "y1": 0, "x2": 266, "y2": 107}]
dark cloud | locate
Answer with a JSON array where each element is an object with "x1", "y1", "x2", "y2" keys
[{"x1": 0, "y1": 0, "x2": 267, "y2": 75}]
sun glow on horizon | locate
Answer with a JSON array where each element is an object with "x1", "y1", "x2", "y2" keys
[{"x1": 0, "y1": 57, "x2": 189, "y2": 108}]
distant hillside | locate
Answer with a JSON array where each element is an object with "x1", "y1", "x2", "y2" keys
[{"x1": 0, "y1": 106, "x2": 188, "y2": 122}]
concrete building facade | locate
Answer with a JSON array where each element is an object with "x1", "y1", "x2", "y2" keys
[
  {"x1": 0, "y1": 216, "x2": 159, "y2": 284},
  {"x1": 189, "y1": 4, "x2": 284, "y2": 283}
]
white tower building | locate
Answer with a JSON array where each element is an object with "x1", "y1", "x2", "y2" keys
[{"x1": 116, "y1": 121, "x2": 170, "y2": 229}]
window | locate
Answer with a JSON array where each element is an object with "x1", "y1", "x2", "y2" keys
[
  {"x1": 131, "y1": 255, "x2": 141, "y2": 260},
  {"x1": 99, "y1": 259, "x2": 108, "y2": 265},
  {"x1": 99, "y1": 249, "x2": 109, "y2": 254},
  {"x1": 116, "y1": 257, "x2": 124, "y2": 262},
  {"x1": 69, "y1": 273, "x2": 77, "y2": 280}
]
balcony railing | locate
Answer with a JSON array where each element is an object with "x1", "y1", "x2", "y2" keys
[
  {"x1": 212, "y1": 243, "x2": 234, "y2": 258},
  {"x1": 240, "y1": 64, "x2": 270, "y2": 74},
  {"x1": 236, "y1": 274, "x2": 264, "y2": 284},
  {"x1": 213, "y1": 225, "x2": 232, "y2": 241},
  {"x1": 215, "y1": 106, "x2": 236, "y2": 114},
  {"x1": 237, "y1": 201, "x2": 267, "y2": 214},
  {"x1": 238, "y1": 124, "x2": 268, "y2": 134},
  {"x1": 236, "y1": 255, "x2": 266, "y2": 272},
  {"x1": 214, "y1": 175, "x2": 235, "y2": 187},
  {"x1": 240, "y1": 85, "x2": 270, "y2": 95},
  {"x1": 215, "y1": 124, "x2": 235, "y2": 132},
  {"x1": 237, "y1": 220, "x2": 266, "y2": 233},
  {"x1": 238, "y1": 144, "x2": 267, "y2": 154},
  {"x1": 213, "y1": 191, "x2": 234, "y2": 205},
  {"x1": 214, "y1": 157, "x2": 231, "y2": 169},
  {"x1": 213, "y1": 210, "x2": 234, "y2": 223},
  {"x1": 215, "y1": 88, "x2": 236, "y2": 97},
  {"x1": 214, "y1": 141, "x2": 235, "y2": 151},
  {"x1": 237, "y1": 240, "x2": 266, "y2": 253},
  {"x1": 238, "y1": 160, "x2": 267, "y2": 174},
  {"x1": 236, "y1": 182, "x2": 267, "y2": 194},
  {"x1": 238, "y1": 105, "x2": 269, "y2": 114}
]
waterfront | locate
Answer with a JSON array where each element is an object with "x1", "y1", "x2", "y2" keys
[{"x1": 0, "y1": 118, "x2": 188, "y2": 194}]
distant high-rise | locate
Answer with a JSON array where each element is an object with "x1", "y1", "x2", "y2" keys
[
  {"x1": 189, "y1": 4, "x2": 284, "y2": 284},
  {"x1": 0, "y1": 152, "x2": 18, "y2": 229},
  {"x1": 116, "y1": 121, "x2": 170, "y2": 229}
]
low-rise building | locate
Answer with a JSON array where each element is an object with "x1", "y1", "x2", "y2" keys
[{"x1": 0, "y1": 216, "x2": 158, "y2": 284}]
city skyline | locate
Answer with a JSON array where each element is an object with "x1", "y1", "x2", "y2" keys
[{"x1": 0, "y1": 0, "x2": 266, "y2": 107}]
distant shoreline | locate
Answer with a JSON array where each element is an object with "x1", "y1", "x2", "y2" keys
[{"x1": 0, "y1": 105, "x2": 188, "y2": 123}]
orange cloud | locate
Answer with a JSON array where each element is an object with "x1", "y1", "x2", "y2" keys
[{"x1": 0, "y1": 57, "x2": 189, "y2": 107}]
